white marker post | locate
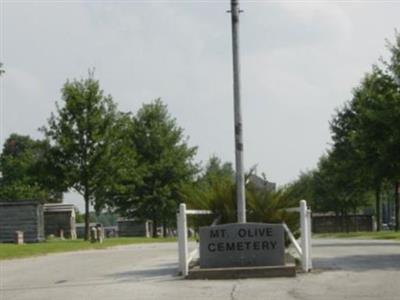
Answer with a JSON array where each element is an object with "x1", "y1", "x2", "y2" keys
[
  {"x1": 177, "y1": 203, "x2": 188, "y2": 277},
  {"x1": 300, "y1": 200, "x2": 311, "y2": 272},
  {"x1": 307, "y1": 208, "x2": 313, "y2": 270}
]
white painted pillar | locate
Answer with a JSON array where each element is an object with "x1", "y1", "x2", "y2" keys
[
  {"x1": 300, "y1": 200, "x2": 310, "y2": 272},
  {"x1": 177, "y1": 203, "x2": 188, "y2": 277},
  {"x1": 307, "y1": 208, "x2": 313, "y2": 270}
]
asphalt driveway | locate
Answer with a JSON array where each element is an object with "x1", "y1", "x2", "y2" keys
[{"x1": 1, "y1": 238, "x2": 400, "y2": 300}]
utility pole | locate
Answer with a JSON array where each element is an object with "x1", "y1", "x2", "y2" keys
[{"x1": 229, "y1": 0, "x2": 246, "y2": 223}]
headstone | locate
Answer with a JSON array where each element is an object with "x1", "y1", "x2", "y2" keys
[
  {"x1": 96, "y1": 226, "x2": 104, "y2": 243},
  {"x1": 90, "y1": 227, "x2": 97, "y2": 243},
  {"x1": 14, "y1": 231, "x2": 24, "y2": 245},
  {"x1": 59, "y1": 229, "x2": 65, "y2": 240},
  {"x1": 199, "y1": 223, "x2": 285, "y2": 268}
]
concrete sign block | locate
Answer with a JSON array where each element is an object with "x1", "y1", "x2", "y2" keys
[{"x1": 200, "y1": 223, "x2": 284, "y2": 268}]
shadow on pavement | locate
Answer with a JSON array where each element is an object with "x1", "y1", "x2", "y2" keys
[
  {"x1": 314, "y1": 254, "x2": 400, "y2": 272},
  {"x1": 314, "y1": 241, "x2": 400, "y2": 248},
  {"x1": 105, "y1": 262, "x2": 179, "y2": 282}
]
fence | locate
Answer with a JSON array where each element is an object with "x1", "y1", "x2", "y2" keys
[
  {"x1": 283, "y1": 200, "x2": 312, "y2": 272},
  {"x1": 177, "y1": 199, "x2": 312, "y2": 276},
  {"x1": 177, "y1": 204, "x2": 213, "y2": 276},
  {"x1": 312, "y1": 214, "x2": 373, "y2": 233}
]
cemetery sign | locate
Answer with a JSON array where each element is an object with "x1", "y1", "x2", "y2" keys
[{"x1": 199, "y1": 223, "x2": 284, "y2": 268}]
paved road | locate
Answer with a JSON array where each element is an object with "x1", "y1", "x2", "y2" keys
[{"x1": 1, "y1": 238, "x2": 400, "y2": 300}]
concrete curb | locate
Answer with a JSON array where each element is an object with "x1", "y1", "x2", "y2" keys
[{"x1": 186, "y1": 264, "x2": 296, "y2": 280}]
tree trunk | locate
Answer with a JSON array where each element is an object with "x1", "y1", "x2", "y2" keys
[
  {"x1": 162, "y1": 217, "x2": 167, "y2": 238},
  {"x1": 335, "y1": 210, "x2": 340, "y2": 232},
  {"x1": 376, "y1": 187, "x2": 381, "y2": 232},
  {"x1": 340, "y1": 209, "x2": 345, "y2": 232},
  {"x1": 152, "y1": 218, "x2": 158, "y2": 238},
  {"x1": 353, "y1": 207, "x2": 358, "y2": 232},
  {"x1": 84, "y1": 190, "x2": 90, "y2": 241},
  {"x1": 395, "y1": 181, "x2": 399, "y2": 231}
]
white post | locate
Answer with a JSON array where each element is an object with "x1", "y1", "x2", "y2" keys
[
  {"x1": 307, "y1": 209, "x2": 313, "y2": 270},
  {"x1": 178, "y1": 203, "x2": 188, "y2": 277},
  {"x1": 300, "y1": 200, "x2": 310, "y2": 272}
]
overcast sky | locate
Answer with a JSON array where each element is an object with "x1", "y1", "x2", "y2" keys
[{"x1": 1, "y1": 1, "x2": 399, "y2": 210}]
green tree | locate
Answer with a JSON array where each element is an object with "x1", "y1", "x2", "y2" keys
[
  {"x1": 327, "y1": 34, "x2": 400, "y2": 230},
  {"x1": 382, "y1": 34, "x2": 400, "y2": 230},
  {"x1": 0, "y1": 134, "x2": 63, "y2": 202},
  {"x1": 315, "y1": 154, "x2": 368, "y2": 215},
  {"x1": 91, "y1": 113, "x2": 147, "y2": 232},
  {"x1": 120, "y1": 99, "x2": 197, "y2": 237},
  {"x1": 336, "y1": 67, "x2": 399, "y2": 230},
  {"x1": 42, "y1": 75, "x2": 119, "y2": 240},
  {"x1": 200, "y1": 156, "x2": 234, "y2": 186},
  {"x1": 284, "y1": 170, "x2": 315, "y2": 206},
  {"x1": 91, "y1": 113, "x2": 143, "y2": 213}
]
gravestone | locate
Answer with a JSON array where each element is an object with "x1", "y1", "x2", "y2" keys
[
  {"x1": 199, "y1": 223, "x2": 284, "y2": 268},
  {"x1": 14, "y1": 231, "x2": 24, "y2": 245},
  {"x1": 96, "y1": 226, "x2": 104, "y2": 243},
  {"x1": 90, "y1": 227, "x2": 97, "y2": 243},
  {"x1": 59, "y1": 229, "x2": 65, "y2": 240}
]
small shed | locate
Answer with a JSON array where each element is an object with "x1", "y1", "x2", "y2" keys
[
  {"x1": 44, "y1": 204, "x2": 77, "y2": 239},
  {"x1": 117, "y1": 219, "x2": 153, "y2": 237},
  {"x1": 0, "y1": 201, "x2": 45, "y2": 243}
]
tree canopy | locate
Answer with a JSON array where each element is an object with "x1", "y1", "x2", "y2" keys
[
  {"x1": 0, "y1": 134, "x2": 63, "y2": 202},
  {"x1": 288, "y1": 33, "x2": 400, "y2": 230},
  {"x1": 42, "y1": 75, "x2": 120, "y2": 239},
  {"x1": 113, "y1": 99, "x2": 198, "y2": 236}
]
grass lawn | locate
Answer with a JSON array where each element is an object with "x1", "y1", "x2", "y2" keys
[
  {"x1": 315, "y1": 231, "x2": 400, "y2": 240},
  {"x1": 0, "y1": 237, "x2": 177, "y2": 260}
]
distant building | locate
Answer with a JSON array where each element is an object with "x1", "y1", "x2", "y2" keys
[
  {"x1": 0, "y1": 202, "x2": 45, "y2": 243},
  {"x1": 117, "y1": 219, "x2": 153, "y2": 237},
  {"x1": 43, "y1": 203, "x2": 77, "y2": 239},
  {"x1": 248, "y1": 174, "x2": 276, "y2": 192}
]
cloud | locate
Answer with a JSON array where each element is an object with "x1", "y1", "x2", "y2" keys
[{"x1": 241, "y1": 1, "x2": 353, "y2": 55}]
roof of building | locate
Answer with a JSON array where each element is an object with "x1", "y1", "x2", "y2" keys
[
  {"x1": 43, "y1": 203, "x2": 76, "y2": 214},
  {"x1": 0, "y1": 201, "x2": 42, "y2": 207},
  {"x1": 248, "y1": 174, "x2": 276, "y2": 192}
]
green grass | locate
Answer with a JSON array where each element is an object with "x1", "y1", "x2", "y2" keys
[
  {"x1": 315, "y1": 231, "x2": 400, "y2": 240},
  {"x1": 0, "y1": 237, "x2": 177, "y2": 260}
]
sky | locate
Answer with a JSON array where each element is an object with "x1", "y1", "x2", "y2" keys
[{"x1": 1, "y1": 0, "x2": 399, "y2": 210}]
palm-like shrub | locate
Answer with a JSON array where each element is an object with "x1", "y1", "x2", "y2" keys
[{"x1": 183, "y1": 177, "x2": 300, "y2": 233}]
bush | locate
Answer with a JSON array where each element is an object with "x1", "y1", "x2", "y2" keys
[{"x1": 183, "y1": 177, "x2": 300, "y2": 234}]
